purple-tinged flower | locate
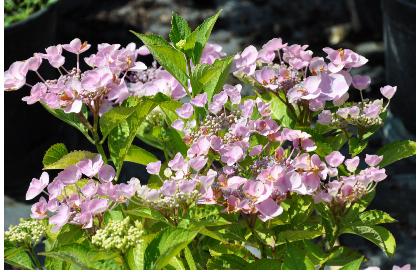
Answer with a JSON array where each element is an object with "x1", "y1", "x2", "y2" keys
[
  {"x1": 226, "y1": 176, "x2": 247, "y2": 190},
  {"x1": 365, "y1": 154, "x2": 383, "y2": 167},
  {"x1": 62, "y1": 38, "x2": 91, "y2": 54},
  {"x1": 189, "y1": 156, "x2": 208, "y2": 171},
  {"x1": 26, "y1": 54, "x2": 43, "y2": 71},
  {"x1": 318, "y1": 110, "x2": 332, "y2": 125},
  {"x1": 220, "y1": 144, "x2": 244, "y2": 166},
  {"x1": 240, "y1": 99, "x2": 255, "y2": 118},
  {"x1": 345, "y1": 156, "x2": 360, "y2": 172},
  {"x1": 352, "y1": 75, "x2": 371, "y2": 90},
  {"x1": 283, "y1": 44, "x2": 313, "y2": 69},
  {"x1": 81, "y1": 67, "x2": 113, "y2": 92},
  {"x1": 363, "y1": 100, "x2": 383, "y2": 118},
  {"x1": 255, "y1": 67, "x2": 279, "y2": 90},
  {"x1": 56, "y1": 165, "x2": 82, "y2": 185},
  {"x1": 313, "y1": 190, "x2": 332, "y2": 203},
  {"x1": 76, "y1": 155, "x2": 104, "y2": 177},
  {"x1": 168, "y1": 152, "x2": 186, "y2": 171},
  {"x1": 160, "y1": 180, "x2": 176, "y2": 196},
  {"x1": 210, "y1": 136, "x2": 223, "y2": 151},
  {"x1": 4, "y1": 61, "x2": 29, "y2": 91},
  {"x1": 380, "y1": 85, "x2": 397, "y2": 99},
  {"x1": 47, "y1": 180, "x2": 64, "y2": 199},
  {"x1": 224, "y1": 84, "x2": 242, "y2": 104},
  {"x1": 81, "y1": 180, "x2": 98, "y2": 197},
  {"x1": 325, "y1": 151, "x2": 345, "y2": 167},
  {"x1": 392, "y1": 264, "x2": 411, "y2": 270},
  {"x1": 98, "y1": 164, "x2": 116, "y2": 183},
  {"x1": 208, "y1": 91, "x2": 229, "y2": 114},
  {"x1": 47, "y1": 199, "x2": 59, "y2": 212},
  {"x1": 233, "y1": 45, "x2": 258, "y2": 75},
  {"x1": 42, "y1": 45, "x2": 65, "y2": 68},
  {"x1": 172, "y1": 119, "x2": 184, "y2": 131},
  {"x1": 188, "y1": 136, "x2": 210, "y2": 157},
  {"x1": 78, "y1": 199, "x2": 109, "y2": 228},
  {"x1": 137, "y1": 45, "x2": 150, "y2": 55},
  {"x1": 191, "y1": 93, "x2": 208, "y2": 107},
  {"x1": 176, "y1": 103, "x2": 194, "y2": 119},
  {"x1": 249, "y1": 145, "x2": 263, "y2": 156},
  {"x1": 323, "y1": 47, "x2": 368, "y2": 73},
  {"x1": 243, "y1": 180, "x2": 272, "y2": 204},
  {"x1": 49, "y1": 204, "x2": 71, "y2": 232},
  {"x1": 201, "y1": 43, "x2": 226, "y2": 64},
  {"x1": 146, "y1": 161, "x2": 161, "y2": 175},
  {"x1": 26, "y1": 172, "x2": 49, "y2": 200},
  {"x1": 22, "y1": 82, "x2": 47, "y2": 105},
  {"x1": 255, "y1": 98, "x2": 271, "y2": 117},
  {"x1": 258, "y1": 38, "x2": 287, "y2": 63},
  {"x1": 255, "y1": 198, "x2": 283, "y2": 221},
  {"x1": 31, "y1": 197, "x2": 48, "y2": 219},
  {"x1": 113, "y1": 183, "x2": 136, "y2": 202}
]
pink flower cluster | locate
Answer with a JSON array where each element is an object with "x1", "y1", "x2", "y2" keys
[
  {"x1": 313, "y1": 153, "x2": 386, "y2": 205},
  {"x1": 232, "y1": 38, "x2": 394, "y2": 113},
  {"x1": 27, "y1": 155, "x2": 135, "y2": 231}
]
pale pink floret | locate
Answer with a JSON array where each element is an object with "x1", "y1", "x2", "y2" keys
[
  {"x1": 4, "y1": 61, "x2": 29, "y2": 91},
  {"x1": 98, "y1": 164, "x2": 116, "y2": 183},
  {"x1": 42, "y1": 45, "x2": 65, "y2": 68},
  {"x1": 325, "y1": 151, "x2": 345, "y2": 167},
  {"x1": 31, "y1": 197, "x2": 48, "y2": 219},
  {"x1": 365, "y1": 154, "x2": 384, "y2": 167},
  {"x1": 233, "y1": 45, "x2": 258, "y2": 75},
  {"x1": 62, "y1": 38, "x2": 91, "y2": 54},
  {"x1": 352, "y1": 75, "x2": 371, "y2": 90},
  {"x1": 49, "y1": 204, "x2": 71, "y2": 232},
  {"x1": 345, "y1": 156, "x2": 360, "y2": 172},
  {"x1": 176, "y1": 103, "x2": 194, "y2": 119},
  {"x1": 26, "y1": 172, "x2": 49, "y2": 200},
  {"x1": 146, "y1": 161, "x2": 162, "y2": 175},
  {"x1": 380, "y1": 85, "x2": 397, "y2": 99}
]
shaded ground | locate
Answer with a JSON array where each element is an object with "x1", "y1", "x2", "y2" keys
[{"x1": 5, "y1": 0, "x2": 415, "y2": 269}]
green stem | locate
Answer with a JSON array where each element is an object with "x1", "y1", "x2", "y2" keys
[{"x1": 26, "y1": 244, "x2": 42, "y2": 269}]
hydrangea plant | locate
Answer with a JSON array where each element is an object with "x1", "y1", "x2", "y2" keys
[{"x1": 4, "y1": 11, "x2": 416, "y2": 270}]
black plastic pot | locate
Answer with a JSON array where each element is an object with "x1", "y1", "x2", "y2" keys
[
  {"x1": 382, "y1": 0, "x2": 416, "y2": 133},
  {"x1": 4, "y1": 2, "x2": 83, "y2": 202}
]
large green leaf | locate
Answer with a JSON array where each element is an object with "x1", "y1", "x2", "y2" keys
[
  {"x1": 184, "y1": 10, "x2": 222, "y2": 65},
  {"x1": 4, "y1": 242, "x2": 35, "y2": 270},
  {"x1": 349, "y1": 137, "x2": 368, "y2": 157},
  {"x1": 183, "y1": 246, "x2": 197, "y2": 270},
  {"x1": 281, "y1": 242, "x2": 315, "y2": 270},
  {"x1": 276, "y1": 227, "x2": 323, "y2": 245},
  {"x1": 99, "y1": 104, "x2": 138, "y2": 141},
  {"x1": 340, "y1": 225, "x2": 396, "y2": 256},
  {"x1": 325, "y1": 246, "x2": 364, "y2": 267},
  {"x1": 206, "y1": 254, "x2": 248, "y2": 270},
  {"x1": 340, "y1": 256, "x2": 365, "y2": 270},
  {"x1": 108, "y1": 99, "x2": 157, "y2": 178},
  {"x1": 125, "y1": 207, "x2": 171, "y2": 225},
  {"x1": 43, "y1": 104, "x2": 94, "y2": 144},
  {"x1": 357, "y1": 210, "x2": 396, "y2": 225},
  {"x1": 169, "y1": 12, "x2": 191, "y2": 45},
  {"x1": 126, "y1": 243, "x2": 146, "y2": 270},
  {"x1": 191, "y1": 56, "x2": 233, "y2": 101},
  {"x1": 125, "y1": 145, "x2": 158, "y2": 165},
  {"x1": 245, "y1": 259, "x2": 282, "y2": 270},
  {"x1": 377, "y1": 140, "x2": 416, "y2": 167},
  {"x1": 43, "y1": 143, "x2": 69, "y2": 167},
  {"x1": 132, "y1": 32, "x2": 189, "y2": 89},
  {"x1": 43, "y1": 150, "x2": 96, "y2": 170},
  {"x1": 144, "y1": 227, "x2": 199, "y2": 269},
  {"x1": 261, "y1": 92, "x2": 295, "y2": 128}
]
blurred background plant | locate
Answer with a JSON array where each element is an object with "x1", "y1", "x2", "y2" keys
[{"x1": 4, "y1": 0, "x2": 57, "y2": 27}]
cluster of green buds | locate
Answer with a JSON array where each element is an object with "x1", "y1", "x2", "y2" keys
[
  {"x1": 5, "y1": 218, "x2": 46, "y2": 245},
  {"x1": 92, "y1": 217, "x2": 144, "y2": 252}
]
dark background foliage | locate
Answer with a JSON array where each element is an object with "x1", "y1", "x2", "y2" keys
[{"x1": 4, "y1": 0, "x2": 416, "y2": 269}]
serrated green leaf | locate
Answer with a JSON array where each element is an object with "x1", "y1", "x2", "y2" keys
[
  {"x1": 43, "y1": 150, "x2": 96, "y2": 170},
  {"x1": 125, "y1": 145, "x2": 158, "y2": 165},
  {"x1": 261, "y1": 91, "x2": 295, "y2": 128},
  {"x1": 340, "y1": 256, "x2": 365, "y2": 270},
  {"x1": 99, "y1": 104, "x2": 138, "y2": 141},
  {"x1": 281, "y1": 242, "x2": 315, "y2": 270},
  {"x1": 169, "y1": 12, "x2": 191, "y2": 44},
  {"x1": 357, "y1": 210, "x2": 396, "y2": 225},
  {"x1": 276, "y1": 228, "x2": 323, "y2": 245},
  {"x1": 245, "y1": 259, "x2": 282, "y2": 270},
  {"x1": 340, "y1": 225, "x2": 396, "y2": 256},
  {"x1": 126, "y1": 243, "x2": 146, "y2": 270},
  {"x1": 43, "y1": 104, "x2": 94, "y2": 144},
  {"x1": 206, "y1": 254, "x2": 248, "y2": 269},
  {"x1": 4, "y1": 242, "x2": 35, "y2": 270},
  {"x1": 132, "y1": 32, "x2": 189, "y2": 89},
  {"x1": 191, "y1": 55, "x2": 233, "y2": 101},
  {"x1": 377, "y1": 140, "x2": 416, "y2": 167},
  {"x1": 349, "y1": 137, "x2": 368, "y2": 157},
  {"x1": 184, "y1": 10, "x2": 222, "y2": 65},
  {"x1": 108, "y1": 99, "x2": 157, "y2": 178},
  {"x1": 183, "y1": 246, "x2": 196, "y2": 270},
  {"x1": 125, "y1": 207, "x2": 171, "y2": 225},
  {"x1": 144, "y1": 227, "x2": 199, "y2": 269},
  {"x1": 325, "y1": 246, "x2": 364, "y2": 267},
  {"x1": 43, "y1": 143, "x2": 69, "y2": 167}
]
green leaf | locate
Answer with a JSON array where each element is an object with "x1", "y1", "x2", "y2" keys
[
  {"x1": 166, "y1": 256, "x2": 186, "y2": 270},
  {"x1": 206, "y1": 254, "x2": 248, "y2": 269},
  {"x1": 245, "y1": 259, "x2": 282, "y2": 270},
  {"x1": 281, "y1": 242, "x2": 315, "y2": 270},
  {"x1": 43, "y1": 143, "x2": 69, "y2": 167},
  {"x1": 43, "y1": 150, "x2": 96, "y2": 170},
  {"x1": 340, "y1": 256, "x2": 365, "y2": 270},
  {"x1": 315, "y1": 203, "x2": 338, "y2": 245},
  {"x1": 349, "y1": 137, "x2": 368, "y2": 157},
  {"x1": 169, "y1": 12, "x2": 191, "y2": 44},
  {"x1": 184, "y1": 10, "x2": 222, "y2": 65},
  {"x1": 108, "y1": 99, "x2": 157, "y2": 178},
  {"x1": 276, "y1": 227, "x2": 323, "y2": 245},
  {"x1": 103, "y1": 210, "x2": 124, "y2": 225},
  {"x1": 377, "y1": 140, "x2": 416, "y2": 167},
  {"x1": 126, "y1": 244, "x2": 146, "y2": 270},
  {"x1": 132, "y1": 32, "x2": 188, "y2": 89},
  {"x1": 100, "y1": 104, "x2": 138, "y2": 141},
  {"x1": 125, "y1": 207, "x2": 171, "y2": 225},
  {"x1": 340, "y1": 225, "x2": 396, "y2": 256},
  {"x1": 261, "y1": 92, "x2": 295, "y2": 127},
  {"x1": 43, "y1": 104, "x2": 94, "y2": 144},
  {"x1": 4, "y1": 242, "x2": 35, "y2": 270},
  {"x1": 144, "y1": 227, "x2": 199, "y2": 269},
  {"x1": 357, "y1": 210, "x2": 396, "y2": 225},
  {"x1": 125, "y1": 145, "x2": 158, "y2": 165},
  {"x1": 191, "y1": 56, "x2": 233, "y2": 101},
  {"x1": 183, "y1": 246, "x2": 197, "y2": 270},
  {"x1": 325, "y1": 246, "x2": 364, "y2": 267},
  {"x1": 40, "y1": 244, "x2": 120, "y2": 269}
]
